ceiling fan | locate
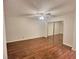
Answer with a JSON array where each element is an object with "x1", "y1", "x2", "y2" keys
[
  {"x1": 19, "y1": 11, "x2": 73, "y2": 20},
  {"x1": 18, "y1": 0, "x2": 74, "y2": 20}
]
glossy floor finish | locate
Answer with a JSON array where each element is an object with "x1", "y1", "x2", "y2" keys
[{"x1": 7, "y1": 34, "x2": 76, "y2": 59}]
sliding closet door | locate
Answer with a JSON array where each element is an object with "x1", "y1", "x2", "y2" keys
[
  {"x1": 54, "y1": 21, "x2": 63, "y2": 46},
  {"x1": 47, "y1": 21, "x2": 63, "y2": 46},
  {"x1": 47, "y1": 22, "x2": 54, "y2": 44}
]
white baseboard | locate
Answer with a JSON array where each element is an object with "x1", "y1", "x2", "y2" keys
[
  {"x1": 7, "y1": 36, "x2": 43, "y2": 43},
  {"x1": 63, "y1": 43, "x2": 72, "y2": 47},
  {"x1": 72, "y1": 48, "x2": 76, "y2": 51}
]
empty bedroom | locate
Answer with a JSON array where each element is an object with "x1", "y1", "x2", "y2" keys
[{"x1": 4, "y1": 0, "x2": 76, "y2": 59}]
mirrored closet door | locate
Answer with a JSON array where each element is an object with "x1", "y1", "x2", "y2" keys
[{"x1": 47, "y1": 21, "x2": 64, "y2": 46}]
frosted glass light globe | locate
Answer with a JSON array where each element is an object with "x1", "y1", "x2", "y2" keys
[{"x1": 39, "y1": 16, "x2": 44, "y2": 20}]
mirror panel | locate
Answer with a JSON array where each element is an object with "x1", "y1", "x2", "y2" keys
[{"x1": 47, "y1": 21, "x2": 63, "y2": 46}]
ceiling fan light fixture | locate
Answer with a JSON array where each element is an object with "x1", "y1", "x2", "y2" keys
[{"x1": 39, "y1": 16, "x2": 45, "y2": 20}]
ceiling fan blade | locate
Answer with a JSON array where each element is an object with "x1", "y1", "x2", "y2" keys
[
  {"x1": 19, "y1": 13, "x2": 35, "y2": 16},
  {"x1": 18, "y1": 13, "x2": 41, "y2": 17},
  {"x1": 51, "y1": 11, "x2": 74, "y2": 17},
  {"x1": 46, "y1": 0, "x2": 70, "y2": 12},
  {"x1": 18, "y1": 12, "x2": 46, "y2": 17}
]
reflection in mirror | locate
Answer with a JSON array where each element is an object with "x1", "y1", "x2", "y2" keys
[{"x1": 47, "y1": 21, "x2": 63, "y2": 46}]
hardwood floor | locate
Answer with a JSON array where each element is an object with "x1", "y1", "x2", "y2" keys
[{"x1": 7, "y1": 34, "x2": 76, "y2": 59}]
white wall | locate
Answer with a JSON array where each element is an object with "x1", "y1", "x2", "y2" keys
[
  {"x1": 5, "y1": 17, "x2": 46, "y2": 42},
  {"x1": 63, "y1": 13, "x2": 75, "y2": 48}
]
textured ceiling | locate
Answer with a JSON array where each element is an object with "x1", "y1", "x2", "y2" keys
[{"x1": 4, "y1": 0, "x2": 75, "y2": 17}]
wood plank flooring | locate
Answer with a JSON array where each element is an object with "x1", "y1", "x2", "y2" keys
[{"x1": 7, "y1": 34, "x2": 76, "y2": 59}]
